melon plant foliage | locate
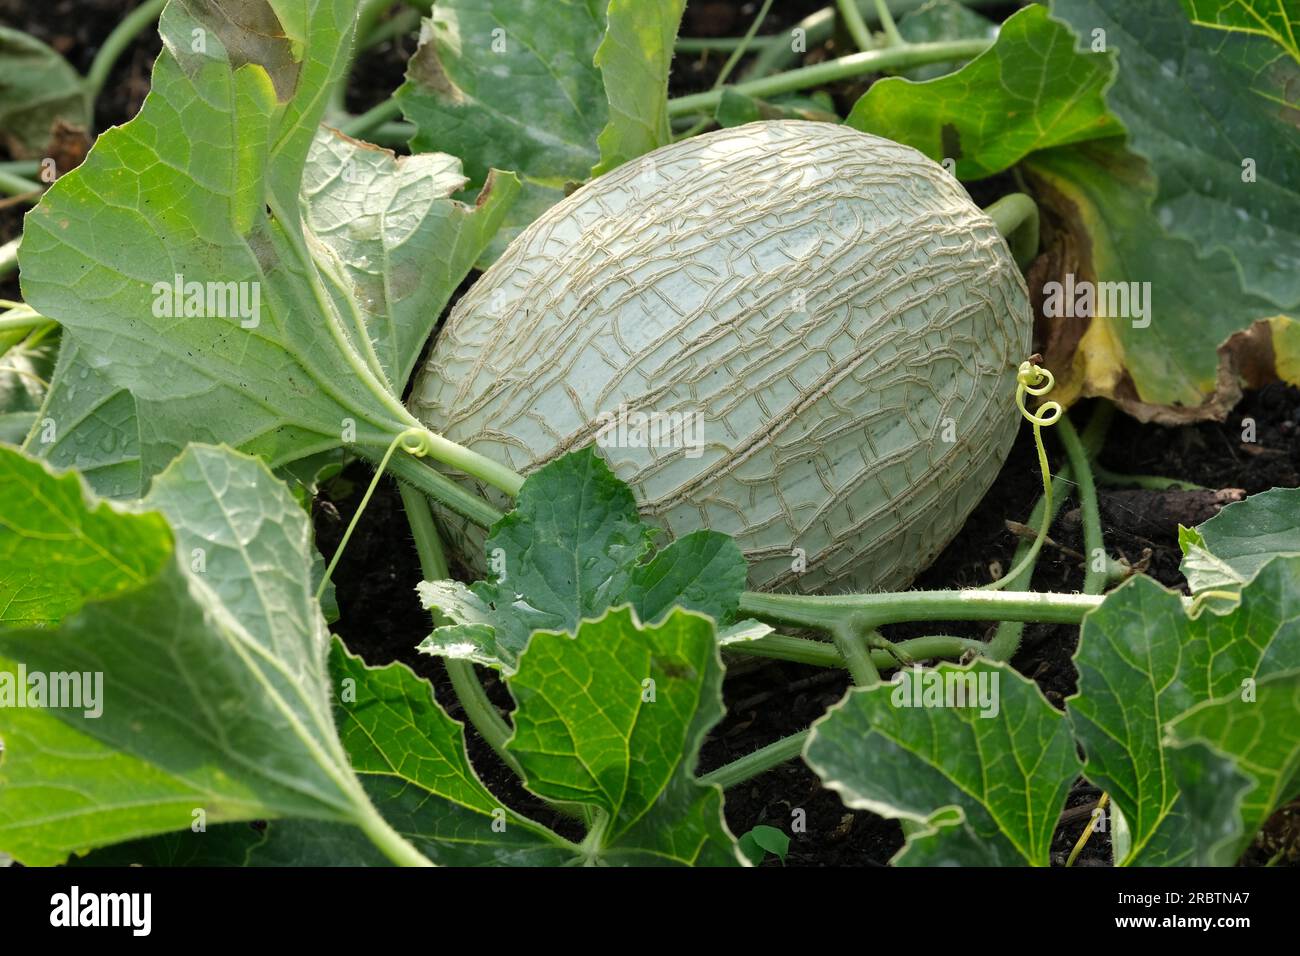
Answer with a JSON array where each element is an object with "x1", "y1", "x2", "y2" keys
[{"x1": 0, "y1": 0, "x2": 1297, "y2": 870}]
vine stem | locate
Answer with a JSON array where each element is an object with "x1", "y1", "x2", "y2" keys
[
  {"x1": 353, "y1": 800, "x2": 435, "y2": 866},
  {"x1": 0, "y1": 170, "x2": 41, "y2": 199},
  {"x1": 387, "y1": 453, "x2": 505, "y2": 527},
  {"x1": 732, "y1": 632, "x2": 984, "y2": 669},
  {"x1": 986, "y1": 401, "x2": 1113, "y2": 660},
  {"x1": 397, "y1": 481, "x2": 521, "y2": 776},
  {"x1": 985, "y1": 193, "x2": 1040, "y2": 270},
  {"x1": 1056, "y1": 415, "x2": 1110, "y2": 596},
  {"x1": 667, "y1": 38, "x2": 991, "y2": 116},
  {"x1": 830, "y1": 619, "x2": 880, "y2": 685},
  {"x1": 872, "y1": 0, "x2": 904, "y2": 46},
  {"x1": 714, "y1": 0, "x2": 777, "y2": 88},
  {"x1": 1092, "y1": 463, "x2": 1208, "y2": 492},
  {"x1": 837, "y1": 0, "x2": 876, "y2": 51},
  {"x1": 0, "y1": 306, "x2": 45, "y2": 334},
  {"x1": 84, "y1": 0, "x2": 166, "y2": 103},
  {"x1": 740, "y1": 588, "x2": 1102, "y2": 634},
  {"x1": 342, "y1": 98, "x2": 403, "y2": 139},
  {"x1": 699, "y1": 730, "x2": 809, "y2": 789}
]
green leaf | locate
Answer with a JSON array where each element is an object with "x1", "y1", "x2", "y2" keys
[
  {"x1": 301, "y1": 129, "x2": 519, "y2": 388},
  {"x1": 398, "y1": 0, "x2": 609, "y2": 260},
  {"x1": 1167, "y1": 669, "x2": 1300, "y2": 865},
  {"x1": 0, "y1": 444, "x2": 386, "y2": 865},
  {"x1": 805, "y1": 661, "x2": 1081, "y2": 866},
  {"x1": 592, "y1": 0, "x2": 687, "y2": 176},
  {"x1": 1067, "y1": 557, "x2": 1300, "y2": 865},
  {"x1": 0, "y1": 447, "x2": 171, "y2": 626},
  {"x1": 505, "y1": 606, "x2": 742, "y2": 865},
  {"x1": 896, "y1": 0, "x2": 998, "y2": 81},
  {"x1": 1179, "y1": 0, "x2": 1300, "y2": 60},
  {"x1": 20, "y1": 1, "x2": 506, "y2": 491},
  {"x1": 1179, "y1": 488, "x2": 1300, "y2": 592},
  {"x1": 1025, "y1": 139, "x2": 1284, "y2": 413},
  {"x1": 738, "y1": 824, "x2": 790, "y2": 864},
  {"x1": 418, "y1": 448, "x2": 746, "y2": 672},
  {"x1": 325, "y1": 640, "x2": 570, "y2": 865},
  {"x1": 0, "y1": 27, "x2": 88, "y2": 157},
  {"x1": 1177, "y1": 525, "x2": 1248, "y2": 593},
  {"x1": 846, "y1": 5, "x2": 1120, "y2": 179},
  {"x1": 23, "y1": 334, "x2": 143, "y2": 498},
  {"x1": 1053, "y1": 0, "x2": 1300, "y2": 311}
]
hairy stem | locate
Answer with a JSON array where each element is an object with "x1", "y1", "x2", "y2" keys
[
  {"x1": 741, "y1": 588, "x2": 1102, "y2": 634},
  {"x1": 831, "y1": 619, "x2": 880, "y2": 685},
  {"x1": 731, "y1": 632, "x2": 983, "y2": 669},
  {"x1": 387, "y1": 454, "x2": 506, "y2": 527},
  {"x1": 699, "y1": 730, "x2": 809, "y2": 789}
]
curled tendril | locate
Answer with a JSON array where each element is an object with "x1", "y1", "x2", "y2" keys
[
  {"x1": 983, "y1": 359, "x2": 1062, "y2": 592},
  {"x1": 398, "y1": 427, "x2": 435, "y2": 458},
  {"x1": 1016, "y1": 361, "x2": 1062, "y2": 426}
]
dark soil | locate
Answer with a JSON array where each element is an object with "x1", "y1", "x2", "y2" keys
[{"x1": 6, "y1": 0, "x2": 1298, "y2": 868}]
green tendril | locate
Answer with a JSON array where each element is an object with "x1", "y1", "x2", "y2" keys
[
  {"x1": 984, "y1": 361, "x2": 1062, "y2": 591},
  {"x1": 316, "y1": 427, "x2": 435, "y2": 602}
]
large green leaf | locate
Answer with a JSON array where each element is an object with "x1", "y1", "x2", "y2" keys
[
  {"x1": 846, "y1": 5, "x2": 1120, "y2": 179},
  {"x1": 1053, "y1": 0, "x2": 1300, "y2": 311},
  {"x1": 418, "y1": 448, "x2": 746, "y2": 673},
  {"x1": 804, "y1": 661, "x2": 1081, "y2": 866},
  {"x1": 0, "y1": 444, "x2": 389, "y2": 865},
  {"x1": 1067, "y1": 556, "x2": 1300, "y2": 865},
  {"x1": 20, "y1": 0, "x2": 508, "y2": 493},
  {"x1": 505, "y1": 606, "x2": 742, "y2": 865},
  {"x1": 1179, "y1": 487, "x2": 1300, "y2": 592},
  {"x1": 397, "y1": 0, "x2": 610, "y2": 260},
  {"x1": 398, "y1": 0, "x2": 686, "y2": 261},
  {"x1": 592, "y1": 0, "x2": 686, "y2": 175},
  {"x1": 0, "y1": 27, "x2": 88, "y2": 157},
  {"x1": 1167, "y1": 669, "x2": 1300, "y2": 865}
]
